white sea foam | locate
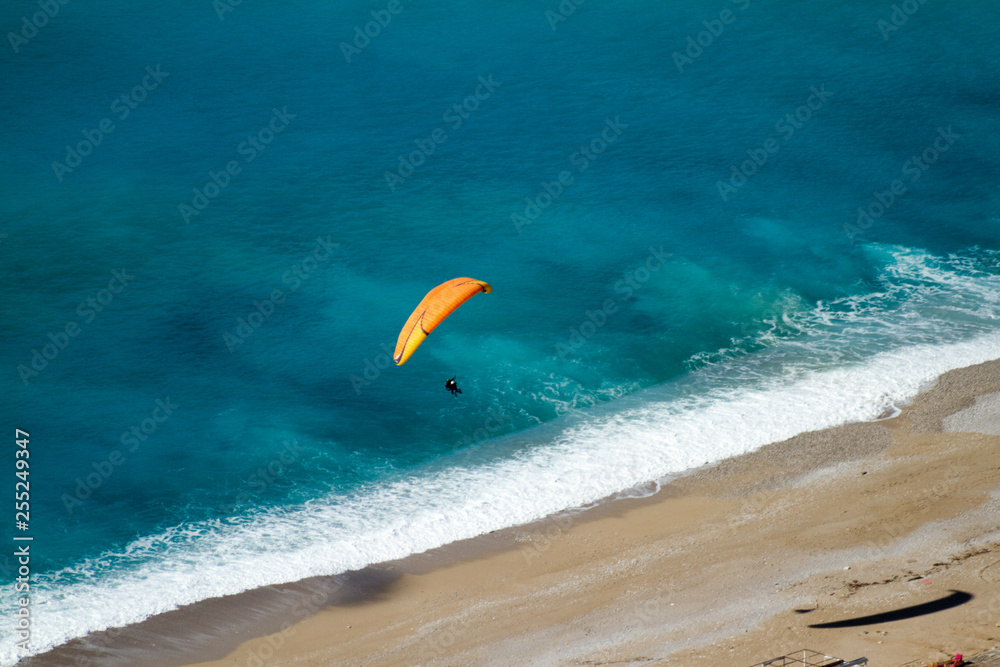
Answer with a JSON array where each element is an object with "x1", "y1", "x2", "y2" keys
[{"x1": 4, "y1": 246, "x2": 1000, "y2": 664}]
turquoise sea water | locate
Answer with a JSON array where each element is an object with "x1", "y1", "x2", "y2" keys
[{"x1": 2, "y1": 0, "x2": 999, "y2": 660}]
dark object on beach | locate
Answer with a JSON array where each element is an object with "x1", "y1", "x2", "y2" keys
[
  {"x1": 446, "y1": 376, "x2": 462, "y2": 396},
  {"x1": 793, "y1": 607, "x2": 816, "y2": 614},
  {"x1": 808, "y1": 590, "x2": 972, "y2": 628}
]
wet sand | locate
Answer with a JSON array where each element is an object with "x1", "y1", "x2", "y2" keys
[{"x1": 26, "y1": 359, "x2": 1000, "y2": 666}]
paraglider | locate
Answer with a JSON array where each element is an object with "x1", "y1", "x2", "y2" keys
[{"x1": 393, "y1": 277, "x2": 491, "y2": 366}]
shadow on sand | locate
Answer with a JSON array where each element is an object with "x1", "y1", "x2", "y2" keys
[{"x1": 808, "y1": 590, "x2": 973, "y2": 628}]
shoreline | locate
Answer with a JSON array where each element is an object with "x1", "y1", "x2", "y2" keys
[{"x1": 22, "y1": 358, "x2": 1000, "y2": 666}]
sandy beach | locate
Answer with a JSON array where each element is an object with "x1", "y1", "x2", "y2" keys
[{"x1": 28, "y1": 358, "x2": 1000, "y2": 667}]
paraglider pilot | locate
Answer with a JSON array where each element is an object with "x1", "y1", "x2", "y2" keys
[{"x1": 446, "y1": 376, "x2": 462, "y2": 396}]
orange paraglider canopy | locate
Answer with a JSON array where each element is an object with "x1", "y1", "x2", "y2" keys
[{"x1": 394, "y1": 278, "x2": 491, "y2": 365}]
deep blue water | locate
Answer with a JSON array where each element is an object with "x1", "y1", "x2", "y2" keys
[{"x1": 2, "y1": 0, "x2": 999, "y2": 659}]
